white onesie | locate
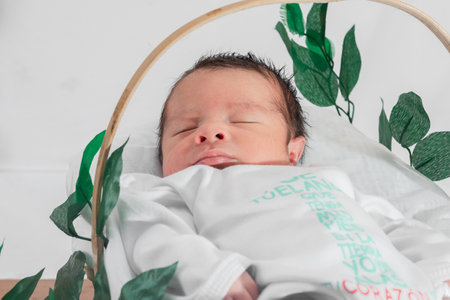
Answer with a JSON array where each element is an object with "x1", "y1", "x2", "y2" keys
[{"x1": 104, "y1": 164, "x2": 450, "y2": 299}]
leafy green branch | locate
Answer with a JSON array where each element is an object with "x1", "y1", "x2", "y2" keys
[
  {"x1": 1, "y1": 131, "x2": 177, "y2": 299},
  {"x1": 277, "y1": 3, "x2": 449, "y2": 182},
  {"x1": 47, "y1": 131, "x2": 177, "y2": 299},
  {"x1": 277, "y1": 3, "x2": 361, "y2": 123},
  {"x1": 379, "y1": 92, "x2": 450, "y2": 181}
]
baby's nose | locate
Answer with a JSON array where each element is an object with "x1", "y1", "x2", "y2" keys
[{"x1": 195, "y1": 128, "x2": 226, "y2": 144}]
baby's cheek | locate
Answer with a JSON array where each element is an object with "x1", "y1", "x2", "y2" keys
[
  {"x1": 162, "y1": 152, "x2": 179, "y2": 176},
  {"x1": 164, "y1": 147, "x2": 193, "y2": 176}
]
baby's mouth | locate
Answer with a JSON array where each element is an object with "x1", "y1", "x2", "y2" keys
[{"x1": 194, "y1": 152, "x2": 238, "y2": 168}]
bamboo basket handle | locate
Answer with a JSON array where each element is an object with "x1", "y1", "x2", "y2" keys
[{"x1": 91, "y1": 0, "x2": 450, "y2": 272}]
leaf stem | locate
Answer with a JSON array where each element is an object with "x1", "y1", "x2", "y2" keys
[
  {"x1": 350, "y1": 100, "x2": 355, "y2": 122},
  {"x1": 347, "y1": 96, "x2": 351, "y2": 120},
  {"x1": 335, "y1": 105, "x2": 347, "y2": 116},
  {"x1": 333, "y1": 72, "x2": 355, "y2": 123},
  {"x1": 345, "y1": 99, "x2": 355, "y2": 123},
  {"x1": 405, "y1": 147, "x2": 413, "y2": 166}
]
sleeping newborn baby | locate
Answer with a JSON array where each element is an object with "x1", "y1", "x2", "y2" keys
[{"x1": 106, "y1": 53, "x2": 450, "y2": 299}]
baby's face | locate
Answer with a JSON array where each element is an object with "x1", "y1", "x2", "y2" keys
[{"x1": 161, "y1": 68, "x2": 305, "y2": 176}]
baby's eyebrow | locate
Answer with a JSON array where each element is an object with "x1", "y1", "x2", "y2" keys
[
  {"x1": 165, "y1": 115, "x2": 197, "y2": 125},
  {"x1": 228, "y1": 101, "x2": 273, "y2": 112}
]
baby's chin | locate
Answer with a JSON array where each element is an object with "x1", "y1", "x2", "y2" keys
[
  {"x1": 200, "y1": 160, "x2": 293, "y2": 170},
  {"x1": 162, "y1": 160, "x2": 295, "y2": 176},
  {"x1": 208, "y1": 162, "x2": 239, "y2": 170}
]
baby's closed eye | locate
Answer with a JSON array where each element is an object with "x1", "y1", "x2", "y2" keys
[
  {"x1": 175, "y1": 127, "x2": 197, "y2": 135},
  {"x1": 231, "y1": 121, "x2": 258, "y2": 124}
]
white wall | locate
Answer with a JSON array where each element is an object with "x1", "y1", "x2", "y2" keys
[{"x1": 0, "y1": 0, "x2": 449, "y2": 279}]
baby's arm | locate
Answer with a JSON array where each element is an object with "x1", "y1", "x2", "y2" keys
[
  {"x1": 117, "y1": 174, "x2": 251, "y2": 299},
  {"x1": 445, "y1": 280, "x2": 450, "y2": 300}
]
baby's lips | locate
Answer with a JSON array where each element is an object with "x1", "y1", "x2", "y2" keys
[
  {"x1": 194, "y1": 149, "x2": 237, "y2": 167},
  {"x1": 195, "y1": 155, "x2": 237, "y2": 167}
]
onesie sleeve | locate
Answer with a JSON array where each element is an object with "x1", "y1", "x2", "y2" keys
[
  {"x1": 113, "y1": 173, "x2": 251, "y2": 299},
  {"x1": 356, "y1": 190, "x2": 450, "y2": 296}
]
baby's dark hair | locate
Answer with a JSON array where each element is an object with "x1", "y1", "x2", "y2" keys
[{"x1": 157, "y1": 52, "x2": 307, "y2": 164}]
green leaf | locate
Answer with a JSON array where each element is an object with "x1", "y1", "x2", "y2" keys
[
  {"x1": 306, "y1": 4, "x2": 333, "y2": 60},
  {"x1": 306, "y1": 3, "x2": 327, "y2": 46},
  {"x1": 50, "y1": 130, "x2": 106, "y2": 240},
  {"x1": 119, "y1": 262, "x2": 177, "y2": 300},
  {"x1": 76, "y1": 130, "x2": 106, "y2": 205},
  {"x1": 97, "y1": 138, "x2": 129, "y2": 246},
  {"x1": 2, "y1": 268, "x2": 44, "y2": 300},
  {"x1": 94, "y1": 259, "x2": 111, "y2": 300},
  {"x1": 0, "y1": 240, "x2": 4, "y2": 255},
  {"x1": 305, "y1": 3, "x2": 334, "y2": 68},
  {"x1": 275, "y1": 21, "x2": 294, "y2": 57},
  {"x1": 50, "y1": 192, "x2": 90, "y2": 241},
  {"x1": 292, "y1": 42, "x2": 338, "y2": 107},
  {"x1": 389, "y1": 92, "x2": 430, "y2": 147},
  {"x1": 45, "y1": 288, "x2": 56, "y2": 300},
  {"x1": 53, "y1": 251, "x2": 86, "y2": 300},
  {"x1": 412, "y1": 131, "x2": 450, "y2": 181},
  {"x1": 378, "y1": 98, "x2": 392, "y2": 150},
  {"x1": 306, "y1": 3, "x2": 334, "y2": 71},
  {"x1": 339, "y1": 25, "x2": 361, "y2": 99},
  {"x1": 280, "y1": 3, "x2": 305, "y2": 36}
]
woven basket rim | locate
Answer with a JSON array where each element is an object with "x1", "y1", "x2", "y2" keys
[{"x1": 90, "y1": 0, "x2": 450, "y2": 273}]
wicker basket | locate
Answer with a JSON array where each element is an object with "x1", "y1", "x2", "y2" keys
[{"x1": 89, "y1": 0, "x2": 450, "y2": 273}]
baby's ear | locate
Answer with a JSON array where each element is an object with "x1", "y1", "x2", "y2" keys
[{"x1": 288, "y1": 136, "x2": 306, "y2": 165}]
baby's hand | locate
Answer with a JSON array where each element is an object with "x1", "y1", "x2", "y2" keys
[
  {"x1": 224, "y1": 271, "x2": 259, "y2": 300},
  {"x1": 444, "y1": 279, "x2": 450, "y2": 300}
]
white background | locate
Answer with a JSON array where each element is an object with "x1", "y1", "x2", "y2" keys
[{"x1": 0, "y1": 0, "x2": 449, "y2": 278}]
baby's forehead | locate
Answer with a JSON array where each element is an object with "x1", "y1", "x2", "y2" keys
[{"x1": 166, "y1": 67, "x2": 284, "y2": 113}]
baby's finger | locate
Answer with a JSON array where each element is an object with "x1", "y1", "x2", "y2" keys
[
  {"x1": 224, "y1": 290, "x2": 252, "y2": 300},
  {"x1": 241, "y1": 272, "x2": 259, "y2": 299}
]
